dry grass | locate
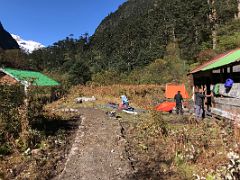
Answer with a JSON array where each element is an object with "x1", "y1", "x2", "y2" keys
[
  {"x1": 121, "y1": 112, "x2": 236, "y2": 179},
  {"x1": 45, "y1": 84, "x2": 165, "y2": 112}
]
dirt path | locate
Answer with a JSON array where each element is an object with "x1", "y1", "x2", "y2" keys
[{"x1": 55, "y1": 108, "x2": 132, "y2": 180}]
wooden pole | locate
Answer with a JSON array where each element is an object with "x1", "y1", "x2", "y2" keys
[
  {"x1": 19, "y1": 84, "x2": 29, "y2": 147},
  {"x1": 220, "y1": 68, "x2": 224, "y2": 83}
]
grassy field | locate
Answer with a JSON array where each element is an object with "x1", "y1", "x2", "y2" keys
[
  {"x1": 45, "y1": 84, "x2": 239, "y2": 179},
  {"x1": 45, "y1": 84, "x2": 165, "y2": 110}
]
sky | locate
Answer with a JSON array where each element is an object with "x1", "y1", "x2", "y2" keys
[{"x1": 0, "y1": 0, "x2": 126, "y2": 46}]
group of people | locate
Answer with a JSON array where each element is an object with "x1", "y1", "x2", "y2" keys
[
  {"x1": 194, "y1": 86, "x2": 213, "y2": 119},
  {"x1": 174, "y1": 86, "x2": 213, "y2": 120}
]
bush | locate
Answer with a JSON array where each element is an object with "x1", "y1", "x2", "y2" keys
[
  {"x1": 0, "y1": 85, "x2": 48, "y2": 153},
  {"x1": 196, "y1": 49, "x2": 217, "y2": 64},
  {"x1": 128, "y1": 57, "x2": 186, "y2": 84},
  {"x1": 217, "y1": 32, "x2": 240, "y2": 52},
  {"x1": 91, "y1": 70, "x2": 123, "y2": 85},
  {"x1": 217, "y1": 20, "x2": 240, "y2": 52},
  {"x1": 151, "y1": 111, "x2": 168, "y2": 136},
  {"x1": 0, "y1": 144, "x2": 12, "y2": 155},
  {"x1": 68, "y1": 60, "x2": 92, "y2": 85},
  {"x1": 0, "y1": 85, "x2": 24, "y2": 146}
]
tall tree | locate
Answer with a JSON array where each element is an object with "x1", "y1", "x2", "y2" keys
[
  {"x1": 236, "y1": 0, "x2": 240, "y2": 18},
  {"x1": 208, "y1": 0, "x2": 218, "y2": 49}
]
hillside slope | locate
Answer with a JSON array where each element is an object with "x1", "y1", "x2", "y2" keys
[
  {"x1": 89, "y1": 0, "x2": 238, "y2": 73},
  {"x1": 0, "y1": 22, "x2": 19, "y2": 50},
  {"x1": 89, "y1": 0, "x2": 210, "y2": 72}
]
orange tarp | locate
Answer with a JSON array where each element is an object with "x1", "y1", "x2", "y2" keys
[
  {"x1": 155, "y1": 102, "x2": 176, "y2": 112},
  {"x1": 165, "y1": 83, "x2": 189, "y2": 99},
  {"x1": 155, "y1": 101, "x2": 188, "y2": 112}
]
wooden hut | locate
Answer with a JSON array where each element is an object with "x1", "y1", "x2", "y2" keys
[{"x1": 188, "y1": 48, "x2": 240, "y2": 120}]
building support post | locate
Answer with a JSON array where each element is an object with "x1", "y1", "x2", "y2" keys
[
  {"x1": 230, "y1": 66, "x2": 233, "y2": 76},
  {"x1": 220, "y1": 68, "x2": 224, "y2": 83}
]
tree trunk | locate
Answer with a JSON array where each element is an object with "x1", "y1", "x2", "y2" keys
[
  {"x1": 172, "y1": 27, "x2": 177, "y2": 48},
  {"x1": 237, "y1": 0, "x2": 240, "y2": 19},
  {"x1": 212, "y1": 28, "x2": 217, "y2": 50},
  {"x1": 208, "y1": 0, "x2": 218, "y2": 50}
]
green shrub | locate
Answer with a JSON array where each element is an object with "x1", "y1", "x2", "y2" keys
[
  {"x1": 151, "y1": 111, "x2": 169, "y2": 136},
  {"x1": 0, "y1": 143, "x2": 12, "y2": 155},
  {"x1": 28, "y1": 129, "x2": 44, "y2": 149},
  {"x1": 92, "y1": 70, "x2": 123, "y2": 85},
  {"x1": 217, "y1": 32, "x2": 240, "y2": 52},
  {"x1": 0, "y1": 85, "x2": 24, "y2": 149},
  {"x1": 217, "y1": 20, "x2": 240, "y2": 52}
]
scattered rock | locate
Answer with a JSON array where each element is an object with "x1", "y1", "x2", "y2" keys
[
  {"x1": 31, "y1": 149, "x2": 41, "y2": 156},
  {"x1": 24, "y1": 148, "x2": 31, "y2": 156},
  {"x1": 75, "y1": 96, "x2": 96, "y2": 103}
]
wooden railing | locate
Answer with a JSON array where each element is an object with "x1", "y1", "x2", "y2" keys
[{"x1": 211, "y1": 97, "x2": 240, "y2": 120}]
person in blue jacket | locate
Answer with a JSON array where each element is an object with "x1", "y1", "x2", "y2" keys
[
  {"x1": 120, "y1": 95, "x2": 129, "y2": 109},
  {"x1": 224, "y1": 78, "x2": 234, "y2": 93}
]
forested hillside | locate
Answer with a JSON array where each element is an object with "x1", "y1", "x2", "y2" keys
[
  {"x1": 2, "y1": 0, "x2": 240, "y2": 85},
  {"x1": 90, "y1": 0, "x2": 238, "y2": 69}
]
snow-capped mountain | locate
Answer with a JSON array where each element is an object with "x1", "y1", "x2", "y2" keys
[{"x1": 11, "y1": 34, "x2": 45, "y2": 53}]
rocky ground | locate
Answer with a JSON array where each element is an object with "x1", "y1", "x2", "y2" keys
[{"x1": 55, "y1": 108, "x2": 132, "y2": 180}]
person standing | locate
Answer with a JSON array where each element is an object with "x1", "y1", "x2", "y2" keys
[
  {"x1": 206, "y1": 84, "x2": 215, "y2": 113},
  {"x1": 195, "y1": 88, "x2": 207, "y2": 120},
  {"x1": 174, "y1": 91, "x2": 183, "y2": 115}
]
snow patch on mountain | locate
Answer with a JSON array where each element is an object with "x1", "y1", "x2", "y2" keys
[{"x1": 11, "y1": 34, "x2": 45, "y2": 53}]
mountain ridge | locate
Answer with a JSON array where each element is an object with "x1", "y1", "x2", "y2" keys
[{"x1": 0, "y1": 22, "x2": 19, "y2": 50}]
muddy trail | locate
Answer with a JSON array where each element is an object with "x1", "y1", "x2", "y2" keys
[{"x1": 55, "y1": 108, "x2": 132, "y2": 180}]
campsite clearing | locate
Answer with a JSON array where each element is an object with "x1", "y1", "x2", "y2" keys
[
  {"x1": 1, "y1": 84, "x2": 239, "y2": 179},
  {"x1": 46, "y1": 85, "x2": 239, "y2": 179}
]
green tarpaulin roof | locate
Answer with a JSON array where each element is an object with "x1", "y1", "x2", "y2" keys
[
  {"x1": 190, "y1": 48, "x2": 240, "y2": 74},
  {"x1": 203, "y1": 49, "x2": 240, "y2": 71},
  {"x1": 1, "y1": 68, "x2": 60, "y2": 86}
]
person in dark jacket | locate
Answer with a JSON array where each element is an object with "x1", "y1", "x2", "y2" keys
[
  {"x1": 195, "y1": 87, "x2": 211, "y2": 119},
  {"x1": 174, "y1": 91, "x2": 183, "y2": 115}
]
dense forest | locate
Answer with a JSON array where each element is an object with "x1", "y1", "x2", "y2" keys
[{"x1": 1, "y1": 0, "x2": 240, "y2": 85}]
